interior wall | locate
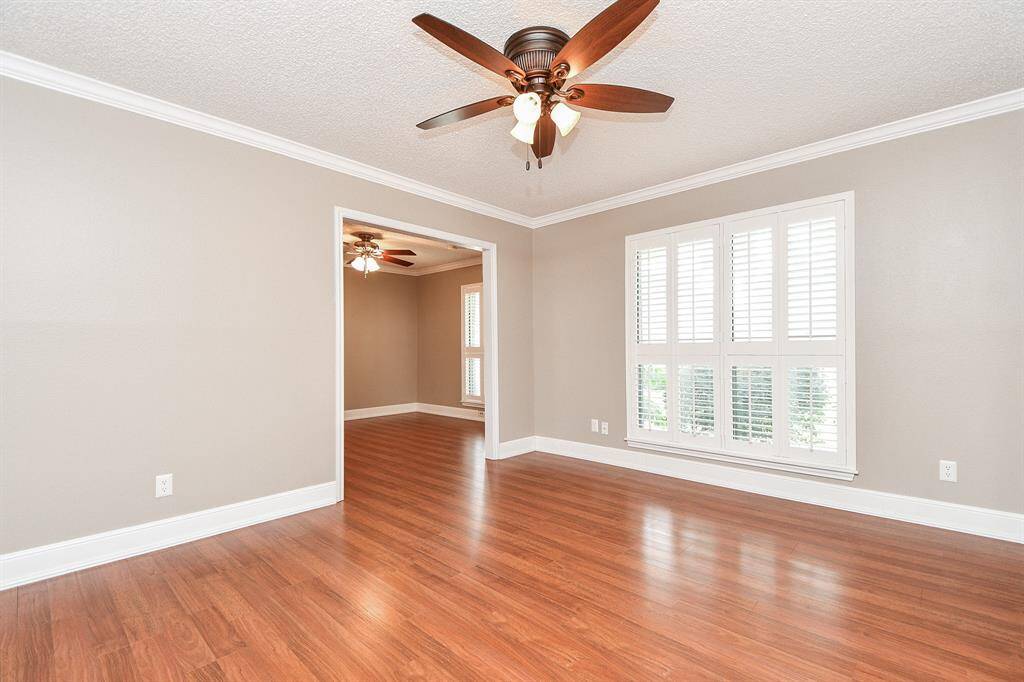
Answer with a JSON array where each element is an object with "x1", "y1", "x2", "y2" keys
[
  {"x1": 1, "y1": 79, "x2": 534, "y2": 553},
  {"x1": 343, "y1": 269, "x2": 418, "y2": 410},
  {"x1": 417, "y1": 265, "x2": 484, "y2": 408},
  {"x1": 533, "y1": 111, "x2": 1024, "y2": 514}
]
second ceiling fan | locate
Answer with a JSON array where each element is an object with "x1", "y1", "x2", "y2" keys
[{"x1": 414, "y1": 0, "x2": 673, "y2": 167}]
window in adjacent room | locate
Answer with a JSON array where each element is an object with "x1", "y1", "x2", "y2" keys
[
  {"x1": 461, "y1": 283, "x2": 484, "y2": 406},
  {"x1": 625, "y1": 193, "x2": 855, "y2": 479}
]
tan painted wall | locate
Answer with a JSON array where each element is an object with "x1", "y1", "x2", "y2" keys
[
  {"x1": 342, "y1": 264, "x2": 482, "y2": 411},
  {"x1": 343, "y1": 269, "x2": 419, "y2": 409},
  {"x1": 1, "y1": 79, "x2": 534, "y2": 552},
  {"x1": 417, "y1": 265, "x2": 484, "y2": 408},
  {"x1": 533, "y1": 111, "x2": 1024, "y2": 513}
]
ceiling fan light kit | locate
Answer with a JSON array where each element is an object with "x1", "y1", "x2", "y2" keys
[
  {"x1": 413, "y1": 0, "x2": 673, "y2": 169},
  {"x1": 345, "y1": 232, "x2": 417, "y2": 278}
]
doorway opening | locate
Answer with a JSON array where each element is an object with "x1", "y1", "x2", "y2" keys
[{"x1": 333, "y1": 207, "x2": 499, "y2": 502}]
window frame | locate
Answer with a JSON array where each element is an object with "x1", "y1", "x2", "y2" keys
[
  {"x1": 461, "y1": 282, "x2": 484, "y2": 406},
  {"x1": 624, "y1": 192, "x2": 856, "y2": 480}
]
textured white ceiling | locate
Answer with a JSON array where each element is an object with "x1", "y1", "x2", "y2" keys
[{"x1": 2, "y1": 1, "x2": 1022, "y2": 217}]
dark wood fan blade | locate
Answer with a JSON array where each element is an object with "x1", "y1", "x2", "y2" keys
[
  {"x1": 382, "y1": 255, "x2": 414, "y2": 267},
  {"x1": 345, "y1": 258, "x2": 355, "y2": 265},
  {"x1": 382, "y1": 249, "x2": 416, "y2": 256},
  {"x1": 550, "y1": 0, "x2": 659, "y2": 79},
  {"x1": 532, "y1": 115, "x2": 556, "y2": 159},
  {"x1": 417, "y1": 97, "x2": 512, "y2": 130},
  {"x1": 569, "y1": 84, "x2": 673, "y2": 112},
  {"x1": 413, "y1": 14, "x2": 525, "y2": 82}
]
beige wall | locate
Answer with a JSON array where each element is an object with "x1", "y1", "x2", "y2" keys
[
  {"x1": 417, "y1": 265, "x2": 484, "y2": 408},
  {"x1": 1, "y1": 79, "x2": 534, "y2": 553},
  {"x1": 343, "y1": 269, "x2": 418, "y2": 409},
  {"x1": 343, "y1": 264, "x2": 482, "y2": 411},
  {"x1": 533, "y1": 111, "x2": 1024, "y2": 513}
]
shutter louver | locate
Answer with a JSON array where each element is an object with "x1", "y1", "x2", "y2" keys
[
  {"x1": 730, "y1": 228, "x2": 773, "y2": 342},
  {"x1": 678, "y1": 364, "x2": 715, "y2": 437},
  {"x1": 465, "y1": 357, "x2": 481, "y2": 398},
  {"x1": 635, "y1": 246, "x2": 668, "y2": 344},
  {"x1": 787, "y1": 215, "x2": 838, "y2": 340},
  {"x1": 731, "y1": 365, "x2": 773, "y2": 444},
  {"x1": 788, "y1": 366, "x2": 839, "y2": 452},
  {"x1": 464, "y1": 290, "x2": 481, "y2": 348},
  {"x1": 677, "y1": 238, "x2": 715, "y2": 344},
  {"x1": 636, "y1": 364, "x2": 668, "y2": 431}
]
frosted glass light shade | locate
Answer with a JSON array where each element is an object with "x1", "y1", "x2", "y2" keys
[
  {"x1": 510, "y1": 120, "x2": 536, "y2": 144},
  {"x1": 551, "y1": 102, "x2": 581, "y2": 136},
  {"x1": 365, "y1": 257, "x2": 381, "y2": 272},
  {"x1": 351, "y1": 256, "x2": 367, "y2": 272},
  {"x1": 512, "y1": 92, "x2": 542, "y2": 124}
]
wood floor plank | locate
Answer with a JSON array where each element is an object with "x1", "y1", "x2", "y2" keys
[{"x1": 4, "y1": 413, "x2": 1022, "y2": 680}]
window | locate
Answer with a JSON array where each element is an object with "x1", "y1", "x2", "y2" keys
[
  {"x1": 461, "y1": 283, "x2": 484, "y2": 405},
  {"x1": 625, "y1": 193, "x2": 855, "y2": 480}
]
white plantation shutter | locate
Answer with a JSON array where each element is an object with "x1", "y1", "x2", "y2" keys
[
  {"x1": 728, "y1": 220, "x2": 774, "y2": 348},
  {"x1": 461, "y1": 283, "x2": 484, "y2": 404},
  {"x1": 626, "y1": 194, "x2": 853, "y2": 479},
  {"x1": 636, "y1": 364, "x2": 669, "y2": 432},
  {"x1": 729, "y1": 364, "x2": 774, "y2": 446},
  {"x1": 678, "y1": 363, "x2": 715, "y2": 438},
  {"x1": 677, "y1": 237, "x2": 715, "y2": 344},
  {"x1": 635, "y1": 246, "x2": 668, "y2": 344},
  {"x1": 786, "y1": 363, "x2": 840, "y2": 454},
  {"x1": 464, "y1": 357, "x2": 481, "y2": 398},
  {"x1": 786, "y1": 206, "x2": 839, "y2": 343},
  {"x1": 464, "y1": 290, "x2": 481, "y2": 348}
]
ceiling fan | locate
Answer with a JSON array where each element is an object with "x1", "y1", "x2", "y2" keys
[
  {"x1": 413, "y1": 0, "x2": 672, "y2": 168},
  {"x1": 345, "y1": 232, "x2": 417, "y2": 277}
]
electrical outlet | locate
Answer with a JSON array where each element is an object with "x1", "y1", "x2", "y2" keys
[
  {"x1": 155, "y1": 473, "x2": 173, "y2": 497},
  {"x1": 600, "y1": 421, "x2": 609, "y2": 435},
  {"x1": 939, "y1": 460, "x2": 957, "y2": 482},
  {"x1": 590, "y1": 418, "x2": 599, "y2": 433}
]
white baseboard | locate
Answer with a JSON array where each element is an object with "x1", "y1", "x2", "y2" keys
[
  {"x1": 344, "y1": 403, "x2": 418, "y2": 420},
  {"x1": 416, "y1": 402, "x2": 485, "y2": 422},
  {"x1": 533, "y1": 437, "x2": 1023, "y2": 544},
  {"x1": 343, "y1": 403, "x2": 484, "y2": 422},
  {"x1": 496, "y1": 436, "x2": 537, "y2": 459},
  {"x1": 0, "y1": 481, "x2": 337, "y2": 590}
]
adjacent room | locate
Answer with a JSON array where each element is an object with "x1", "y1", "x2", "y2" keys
[
  {"x1": 2, "y1": 1, "x2": 1022, "y2": 679},
  {"x1": 342, "y1": 220, "x2": 488, "y2": 467}
]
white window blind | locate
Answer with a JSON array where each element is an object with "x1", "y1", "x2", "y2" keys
[
  {"x1": 786, "y1": 212, "x2": 838, "y2": 341},
  {"x1": 635, "y1": 246, "x2": 668, "y2": 344},
  {"x1": 626, "y1": 193, "x2": 855, "y2": 480},
  {"x1": 464, "y1": 357, "x2": 481, "y2": 399},
  {"x1": 678, "y1": 363, "x2": 715, "y2": 438},
  {"x1": 677, "y1": 238, "x2": 715, "y2": 344},
  {"x1": 636, "y1": 364, "x2": 669, "y2": 431},
  {"x1": 730, "y1": 365, "x2": 774, "y2": 445},
  {"x1": 461, "y1": 283, "x2": 484, "y2": 405},
  {"x1": 788, "y1": 365, "x2": 839, "y2": 453},
  {"x1": 729, "y1": 225, "x2": 773, "y2": 343},
  {"x1": 464, "y1": 289, "x2": 481, "y2": 347}
]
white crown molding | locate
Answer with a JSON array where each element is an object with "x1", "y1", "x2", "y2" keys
[
  {"x1": 531, "y1": 88, "x2": 1024, "y2": 228},
  {"x1": 1, "y1": 481, "x2": 336, "y2": 589},
  {"x1": 3, "y1": 51, "x2": 1021, "y2": 231},
  {"x1": 0, "y1": 51, "x2": 536, "y2": 228},
  {"x1": 531, "y1": 437, "x2": 1023, "y2": 543},
  {"x1": 375, "y1": 257, "x2": 482, "y2": 277}
]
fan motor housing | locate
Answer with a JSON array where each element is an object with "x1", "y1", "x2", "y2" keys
[{"x1": 504, "y1": 26, "x2": 570, "y2": 91}]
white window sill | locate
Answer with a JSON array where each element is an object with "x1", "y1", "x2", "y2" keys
[
  {"x1": 625, "y1": 438, "x2": 857, "y2": 481},
  {"x1": 461, "y1": 401, "x2": 484, "y2": 409}
]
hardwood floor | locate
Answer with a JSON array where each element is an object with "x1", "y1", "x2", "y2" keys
[{"x1": 3, "y1": 412, "x2": 1022, "y2": 680}]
